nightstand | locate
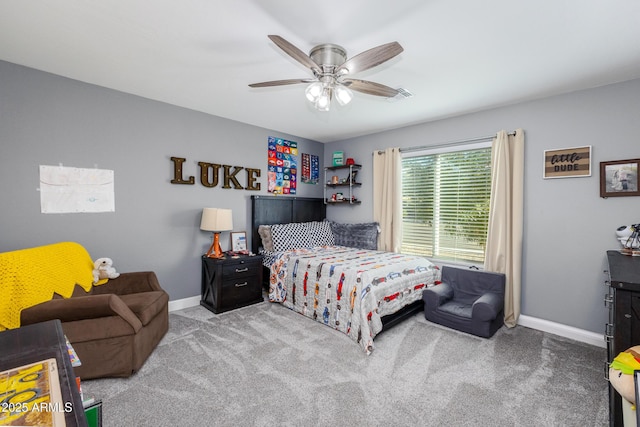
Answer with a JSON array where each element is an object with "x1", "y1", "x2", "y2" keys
[{"x1": 201, "y1": 254, "x2": 264, "y2": 313}]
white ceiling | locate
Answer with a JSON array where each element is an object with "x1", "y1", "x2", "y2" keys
[{"x1": 1, "y1": 1, "x2": 640, "y2": 143}]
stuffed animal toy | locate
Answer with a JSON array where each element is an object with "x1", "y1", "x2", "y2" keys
[
  {"x1": 93, "y1": 257, "x2": 120, "y2": 283},
  {"x1": 609, "y1": 345, "x2": 640, "y2": 405}
]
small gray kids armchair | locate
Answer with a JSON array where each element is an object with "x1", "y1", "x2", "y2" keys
[{"x1": 422, "y1": 266, "x2": 506, "y2": 338}]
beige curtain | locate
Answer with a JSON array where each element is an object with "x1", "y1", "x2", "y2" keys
[
  {"x1": 484, "y1": 129, "x2": 524, "y2": 328},
  {"x1": 373, "y1": 147, "x2": 402, "y2": 252}
]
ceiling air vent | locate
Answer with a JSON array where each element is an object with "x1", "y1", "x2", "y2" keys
[{"x1": 388, "y1": 88, "x2": 413, "y2": 102}]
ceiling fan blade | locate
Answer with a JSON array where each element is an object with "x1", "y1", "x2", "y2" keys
[
  {"x1": 268, "y1": 35, "x2": 321, "y2": 74},
  {"x1": 337, "y1": 41, "x2": 403, "y2": 75},
  {"x1": 249, "y1": 78, "x2": 314, "y2": 88},
  {"x1": 341, "y1": 79, "x2": 400, "y2": 97}
]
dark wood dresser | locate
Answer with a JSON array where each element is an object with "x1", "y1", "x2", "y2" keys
[{"x1": 605, "y1": 250, "x2": 640, "y2": 426}]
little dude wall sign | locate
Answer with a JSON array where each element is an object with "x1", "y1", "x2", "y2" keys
[{"x1": 543, "y1": 146, "x2": 591, "y2": 179}]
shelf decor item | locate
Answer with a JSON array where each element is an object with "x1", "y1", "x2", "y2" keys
[
  {"x1": 332, "y1": 151, "x2": 344, "y2": 166},
  {"x1": 617, "y1": 224, "x2": 640, "y2": 256}
]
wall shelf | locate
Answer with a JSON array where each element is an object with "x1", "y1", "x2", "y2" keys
[
  {"x1": 326, "y1": 183, "x2": 362, "y2": 188},
  {"x1": 325, "y1": 200, "x2": 362, "y2": 205},
  {"x1": 324, "y1": 164, "x2": 361, "y2": 205}
]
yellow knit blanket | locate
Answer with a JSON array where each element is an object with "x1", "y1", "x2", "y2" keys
[{"x1": 0, "y1": 242, "x2": 98, "y2": 331}]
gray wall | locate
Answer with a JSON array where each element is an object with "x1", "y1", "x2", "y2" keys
[
  {"x1": 3, "y1": 57, "x2": 639, "y2": 334},
  {"x1": 0, "y1": 60, "x2": 324, "y2": 301},
  {"x1": 324, "y1": 78, "x2": 640, "y2": 334}
]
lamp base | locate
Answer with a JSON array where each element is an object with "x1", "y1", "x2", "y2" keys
[{"x1": 205, "y1": 232, "x2": 224, "y2": 258}]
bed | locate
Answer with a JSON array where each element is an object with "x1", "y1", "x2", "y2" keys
[{"x1": 250, "y1": 195, "x2": 440, "y2": 354}]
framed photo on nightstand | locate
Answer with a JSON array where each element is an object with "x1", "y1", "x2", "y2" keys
[{"x1": 230, "y1": 231, "x2": 247, "y2": 252}]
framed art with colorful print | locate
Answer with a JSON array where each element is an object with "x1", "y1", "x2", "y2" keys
[{"x1": 267, "y1": 136, "x2": 298, "y2": 194}]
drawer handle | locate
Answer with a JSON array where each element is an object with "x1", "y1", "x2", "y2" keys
[
  {"x1": 235, "y1": 267, "x2": 249, "y2": 273},
  {"x1": 235, "y1": 282, "x2": 248, "y2": 287}
]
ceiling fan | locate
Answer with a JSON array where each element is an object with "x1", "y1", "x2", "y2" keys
[{"x1": 249, "y1": 35, "x2": 404, "y2": 111}]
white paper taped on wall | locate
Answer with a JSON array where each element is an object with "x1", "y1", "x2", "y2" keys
[{"x1": 39, "y1": 165, "x2": 115, "y2": 213}]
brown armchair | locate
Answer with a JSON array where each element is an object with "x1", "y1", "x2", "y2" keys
[{"x1": 19, "y1": 270, "x2": 169, "y2": 380}]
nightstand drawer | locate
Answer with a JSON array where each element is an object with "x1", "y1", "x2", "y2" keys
[
  {"x1": 220, "y1": 276, "x2": 261, "y2": 308},
  {"x1": 222, "y1": 260, "x2": 261, "y2": 279}
]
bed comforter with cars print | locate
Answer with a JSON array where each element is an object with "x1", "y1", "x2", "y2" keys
[{"x1": 268, "y1": 246, "x2": 440, "y2": 354}]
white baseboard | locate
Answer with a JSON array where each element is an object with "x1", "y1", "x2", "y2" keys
[
  {"x1": 168, "y1": 295, "x2": 200, "y2": 312},
  {"x1": 518, "y1": 314, "x2": 605, "y2": 348},
  {"x1": 167, "y1": 297, "x2": 606, "y2": 348}
]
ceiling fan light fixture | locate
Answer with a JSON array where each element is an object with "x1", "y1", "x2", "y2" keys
[
  {"x1": 334, "y1": 85, "x2": 353, "y2": 106},
  {"x1": 251, "y1": 36, "x2": 404, "y2": 112},
  {"x1": 315, "y1": 87, "x2": 332, "y2": 111},
  {"x1": 305, "y1": 82, "x2": 324, "y2": 102}
]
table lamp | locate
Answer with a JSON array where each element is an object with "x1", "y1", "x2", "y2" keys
[{"x1": 200, "y1": 208, "x2": 233, "y2": 258}]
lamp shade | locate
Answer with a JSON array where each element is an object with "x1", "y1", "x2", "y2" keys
[{"x1": 200, "y1": 208, "x2": 233, "y2": 232}]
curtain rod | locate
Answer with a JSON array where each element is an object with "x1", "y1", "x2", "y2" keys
[{"x1": 376, "y1": 131, "x2": 517, "y2": 155}]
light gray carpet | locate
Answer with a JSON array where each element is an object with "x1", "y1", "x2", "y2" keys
[{"x1": 82, "y1": 301, "x2": 608, "y2": 426}]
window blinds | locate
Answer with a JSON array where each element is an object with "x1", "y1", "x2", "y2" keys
[{"x1": 401, "y1": 147, "x2": 492, "y2": 263}]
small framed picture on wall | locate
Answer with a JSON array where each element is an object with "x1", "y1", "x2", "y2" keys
[
  {"x1": 230, "y1": 231, "x2": 248, "y2": 252},
  {"x1": 543, "y1": 146, "x2": 591, "y2": 179},
  {"x1": 600, "y1": 159, "x2": 640, "y2": 198}
]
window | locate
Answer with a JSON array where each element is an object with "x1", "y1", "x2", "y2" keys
[{"x1": 401, "y1": 143, "x2": 492, "y2": 264}]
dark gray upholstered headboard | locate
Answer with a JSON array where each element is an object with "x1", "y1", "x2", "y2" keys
[{"x1": 250, "y1": 195, "x2": 326, "y2": 254}]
